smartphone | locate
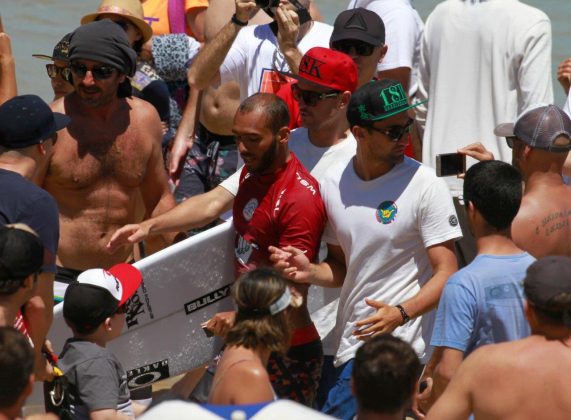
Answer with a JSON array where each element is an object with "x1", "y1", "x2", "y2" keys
[
  {"x1": 202, "y1": 325, "x2": 214, "y2": 338},
  {"x1": 435, "y1": 153, "x2": 466, "y2": 177}
]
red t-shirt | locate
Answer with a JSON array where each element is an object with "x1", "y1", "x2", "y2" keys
[{"x1": 233, "y1": 153, "x2": 326, "y2": 276}]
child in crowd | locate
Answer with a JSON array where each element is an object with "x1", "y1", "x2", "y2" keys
[{"x1": 60, "y1": 263, "x2": 142, "y2": 419}]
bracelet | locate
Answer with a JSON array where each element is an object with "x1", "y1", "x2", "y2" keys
[
  {"x1": 231, "y1": 13, "x2": 247, "y2": 27},
  {"x1": 396, "y1": 304, "x2": 410, "y2": 324}
]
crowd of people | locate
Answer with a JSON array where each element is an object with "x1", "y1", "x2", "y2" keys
[{"x1": 1, "y1": 0, "x2": 571, "y2": 419}]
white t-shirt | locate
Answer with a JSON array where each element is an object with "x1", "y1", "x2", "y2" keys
[
  {"x1": 220, "y1": 21, "x2": 333, "y2": 101},
  {"x1": 347, "y1": 0, "x2": 423, "y2": 96},
  {"x1": 320, "y1": 157, "x2": 462, "y2": 366},
  {"x1": 416, "y1": 0, "x2": 553, "y2": 195}
]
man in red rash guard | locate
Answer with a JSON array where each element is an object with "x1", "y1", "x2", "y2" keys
[{"x1": 205, "y1": 92, "x2": 327, "y2": 406}]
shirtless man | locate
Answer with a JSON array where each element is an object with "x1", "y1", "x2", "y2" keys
[
  {"x1": 463, "y1": 104, "x2": 571, "y2": 258},
  {"x1": 43, "y1": 20, "x2": 175, "y2": 291},
  {"x1": 427, "y1": 255, "x2": 571, "y2": 420}
]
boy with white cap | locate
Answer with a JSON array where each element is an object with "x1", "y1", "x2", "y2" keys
[{"x1": 60, "y1": 263, "x2": 142, "y2": 419}]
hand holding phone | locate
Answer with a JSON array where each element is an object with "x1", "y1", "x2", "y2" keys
[{"x1": 435, "y1": 153, "x2": 466, "y2": 177}]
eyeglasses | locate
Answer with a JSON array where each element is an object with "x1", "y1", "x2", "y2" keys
[
  {"x1": 70, "y1": 62, "x2": 117, "y2": 80},
  {"x1": 46, "y1": 64, "x2": 71, "y2": 80},
  {"x1": 116, "y1": 304, "x2": 128, "y2": 315},
  {"x1": 368, "y1": 119, "x2": 415, "y2": 141},
  {"x1": 291, "y1": 84, "x2": 340, "y2": 107},
  {"x1": 331, "y1": 39, "x2": 376, "y2": 57}
]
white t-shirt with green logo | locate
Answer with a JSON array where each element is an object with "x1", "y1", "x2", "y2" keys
[{"x1": 320, "y1": 157, "x2": 462, "y2": 366}]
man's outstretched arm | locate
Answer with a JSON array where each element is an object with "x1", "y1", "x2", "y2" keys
[{"x1": 107, "y1": 185, "x2": 235, "y2": 252}]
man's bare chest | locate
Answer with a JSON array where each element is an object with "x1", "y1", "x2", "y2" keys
[{"x1": 49, "y1": 128, "x2": 150, "y2": 189}]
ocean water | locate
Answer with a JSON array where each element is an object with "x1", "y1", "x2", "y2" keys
[{"x1": 1, "y1": 0, "x2": 569, "y2": 105}]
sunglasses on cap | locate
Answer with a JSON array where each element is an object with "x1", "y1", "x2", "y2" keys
[
  {"x1": 69, "y1": 62, "x2": 117, "y2": 81},
  {"x1": 46, "y1": 64, "x2": 71, "y2": 80},
  {"x1": 331, "y1": 39, "x2": 376, "y2": 57},
  {"x1": 291, "y1": 84, "x2": 340, "y2": 107},
  {"x1": 368, "y1": 119, "x2": 415, "y2": 141}
]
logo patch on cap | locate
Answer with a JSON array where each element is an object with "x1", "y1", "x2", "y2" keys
[
  {"x1": 379, "y1": 84, "x2": 408, "y2": 111},
  {"x1": 299, "y1": 55, "x2": 325, "y2": 79},
  {"x1": 344, "y1": 11, "x2": 368, "y2": 32},
  {"x1": 376, "y1": 201, "x2": 398, "y2": 224}
]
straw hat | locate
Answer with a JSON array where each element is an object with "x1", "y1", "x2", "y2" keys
[{"x1": 81, "y1": 0, "x2": 153, "y2": 43}]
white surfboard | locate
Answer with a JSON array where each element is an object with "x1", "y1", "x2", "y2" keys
[{"x1": 28, "y1": 221, "x2": 339, "y2": 406}]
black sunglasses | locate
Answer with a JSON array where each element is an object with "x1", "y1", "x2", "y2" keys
[
  {"x1": 368, "y1": 119, "x2": 415, "y2": 141},
  {"x1": 291, "y1": 84, "x2": 340, "y2": 107},
  {"x1": 70, "y1": 62, "x2": 116, "y2": 80},
  {"x1": 331, "y1": 39, "x2": 376, "y2": 57},
  {"x1": 46, "y1": 64, "x2": 71, "y2": 80}
]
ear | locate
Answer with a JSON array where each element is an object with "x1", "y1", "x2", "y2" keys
[
  {"x1": 352, "y1": 125, "x2": 366, "y2": 142},
  {"x1": 118, "y1": 73, "x2": 126, "y2": 83},
  {"x1": 277, "y1": 126, "x2": 290, "y2": 145},
  {"x1": 379, "y1": 44, "x2": 388, "y2": 62},
  {"x1": 104, "y1": 317, "x2": 113, "y2": 331},
  {"x1": 338, "y1": 91, "x2": 352, "y2": 109},
  {"x1": 36, "y1": 143, "x2": 47, "y2": 156},
  {"x1": 523, "y1": 144, "x2": 533, "y2": 160}
]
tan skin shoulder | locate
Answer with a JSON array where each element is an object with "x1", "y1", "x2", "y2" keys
[{"x1": 512, "y1": 189, "x2": 571, "y2": 257}]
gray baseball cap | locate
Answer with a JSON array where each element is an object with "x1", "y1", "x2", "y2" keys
[{"x1": 494, "y1": 104, "x2": 571, "y2": 152}]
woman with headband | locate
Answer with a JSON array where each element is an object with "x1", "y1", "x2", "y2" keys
[{"x1": 208, "y1": 268, "x2": 302, "y2": 405}]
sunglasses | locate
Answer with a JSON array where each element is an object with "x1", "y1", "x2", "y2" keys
[
  {"x1": 70, "y1": 63, "x2": 117, "y2": 80},
  {"x1": 46, "y1": 64, "x2": 71, "y2": 80},
  {"x1": 291, "y1": 84, "x2": 340, "y2": 107},
  {"x1": 368, "y1": 119, "x2": 415, "y2": 141},
  {"x1": 506, "y1": 136, "x2": 517, "y2": 149},
  {"x1": 331, "y1": 39, "x2": 376, "y2": 57}
]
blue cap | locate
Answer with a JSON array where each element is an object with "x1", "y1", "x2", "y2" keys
[{"x1": 0, "y1": 95, "x2": 70, "y2": 149}]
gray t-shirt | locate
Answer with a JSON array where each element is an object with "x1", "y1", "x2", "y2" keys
[{"x1": 59, "y1": 339, "x2": 134, "y2": 419}]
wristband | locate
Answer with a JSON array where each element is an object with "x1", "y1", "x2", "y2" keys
[
  {"x1": 396, "y1": 304, "x2": 410, "y2": 324},
  {"x1": 231, "y1": 13, "x2": 248, "y2": 27}
]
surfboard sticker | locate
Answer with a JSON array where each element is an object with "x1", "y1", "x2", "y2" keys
[
  {"x1": 127, "y1": 359, "x2": 170, "y2": 389},
  {"x1": 184, "y1": 284, "x2": 233, "y2": 315}
]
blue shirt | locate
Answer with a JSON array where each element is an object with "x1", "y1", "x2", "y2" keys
[{"x1": 431, "y1": 253, "x2": 534, "y2": 355}]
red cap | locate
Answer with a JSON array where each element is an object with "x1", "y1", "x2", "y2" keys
[{"x1": 283, "y1": 47, "x2": 358, "y2": 93}]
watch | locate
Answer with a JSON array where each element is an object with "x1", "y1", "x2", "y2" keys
[
  {"x1": 396, "y1": 304, "x2": 410, "y2": 324},
  {"x1": 231, "y1": 13, "x2": 247, "y2": 27}
]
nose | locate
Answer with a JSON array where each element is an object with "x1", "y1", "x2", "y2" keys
[{"x1": 81, "y1": 70, "x2": 96, "y2": 86}]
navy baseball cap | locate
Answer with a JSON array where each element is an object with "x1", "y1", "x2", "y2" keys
[
  {"x1": 0, "y1": 95, "x2": 70, "y2": 149},
  {"x1": 0, "y1": 225, "x2": 43, "y2": 282},
  {"x1": 32, "y1": 33, "x2": 72, "y2": 62}
]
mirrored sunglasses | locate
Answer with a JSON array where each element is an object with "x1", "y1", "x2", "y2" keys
[
  {"x1": 46, "y1": 64, "x2": 71, "y2": 80},
  {"x1": 291, "y1": 84, "x2": 340, "y2": 107}
]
